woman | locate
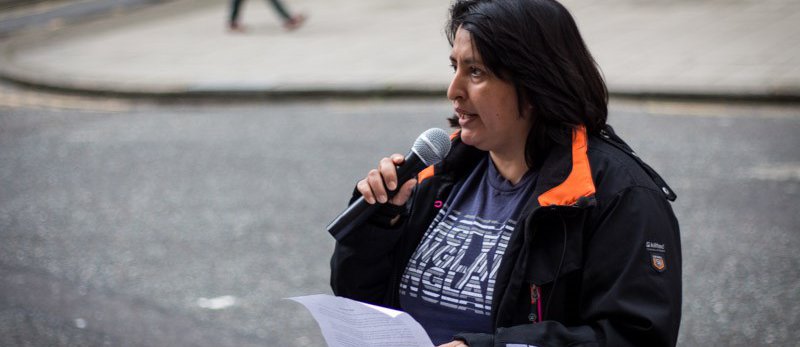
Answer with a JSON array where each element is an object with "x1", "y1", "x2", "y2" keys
[{"x1": 330, "y1": 0, "x2": 682, "y2": 346}]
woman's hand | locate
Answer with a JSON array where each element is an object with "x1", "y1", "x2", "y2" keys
[
  {"x1": 438, "y1": 340, "x2": 468, "y2": 347},
  {"x1": 356, "y1": 154, "x2": 417, "y2": 206}
]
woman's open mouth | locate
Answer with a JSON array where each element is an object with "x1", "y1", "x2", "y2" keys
[{"x1": 455, "y1": 108, "x2": 478, "y2": 126}]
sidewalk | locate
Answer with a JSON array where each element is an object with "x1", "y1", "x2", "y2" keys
[{"x1": 1, "y1": 0, "x2": 798, "y2": 100}]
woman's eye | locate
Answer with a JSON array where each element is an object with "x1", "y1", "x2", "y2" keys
[
  {"x1": 449, "y1": 63, "x2": 457, "y2": 72},
  {"x1": 470, "y1": 66, "x2": 484, "y2": 77}
]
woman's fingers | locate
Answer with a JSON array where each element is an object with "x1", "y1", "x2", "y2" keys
[
  {"x1": 356, "y1": 178, "x2": 375, "y2": 204},
  {"x1": 358, "y1": 154, "x2": 412, "y2": 205},
  {"x1": 390, "y1": 153, "x2": 405, "y2": 165},
  {"x1": 380, "y1": 153, "x2": 405, "y2": 190},
  {"x1": 389, "y1": 179, "x2": 416, "y2": 206},
  {"x1": 366, "y1": 168, "x2": 387, "y2": 203}
]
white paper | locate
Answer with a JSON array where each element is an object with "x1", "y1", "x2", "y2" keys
[{"x1": 289, "y1": 294, "x2": 434, "y2": 347}]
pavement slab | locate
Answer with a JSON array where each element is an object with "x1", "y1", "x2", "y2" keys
[{"x1": 1, "y1": 0, "x2": 799, "y2": 99}]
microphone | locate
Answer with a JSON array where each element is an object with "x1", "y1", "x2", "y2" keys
[{"x1": 327, "y1": 128, "x2": 452, "y2": 241}]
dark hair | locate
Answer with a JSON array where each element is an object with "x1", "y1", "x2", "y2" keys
[{"x1": 446, "y1": 0, "x2": 608, "y2": 167}]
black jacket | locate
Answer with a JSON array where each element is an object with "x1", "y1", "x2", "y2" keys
[{"x1": 331, "y1": 126, "x2": 682, "y2": 347}]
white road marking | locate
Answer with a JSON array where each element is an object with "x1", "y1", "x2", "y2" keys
[{"x1": 196, "y1": 296, "x2": 237, "y2": 310}]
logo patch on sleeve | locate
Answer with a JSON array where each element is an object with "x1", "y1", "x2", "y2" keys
[
  {"x1": 651, "y1": 254, "x2": 667, "y2": 272},
  {"x1": 646, "y1": 241, "x2": 667, "y2": 272},
  {"x1": 646, "y1": 241, "x2": 666, "y2": 253}
]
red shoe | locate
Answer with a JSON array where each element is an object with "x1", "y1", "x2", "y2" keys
[
  {"x1": 228, "y1": 22, "x2": 246, "y2": 33},
  {"x1": 283, "y1": 14, "x2": 306, "y2": 31}
]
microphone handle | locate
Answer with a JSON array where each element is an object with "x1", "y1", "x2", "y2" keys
[{"x1": 327, "y1": 151, "x2": 427, "y2": 241}]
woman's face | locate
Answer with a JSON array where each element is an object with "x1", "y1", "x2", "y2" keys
[{"x1": 447, "y1": 27, "x2": 533, "y2": 156}]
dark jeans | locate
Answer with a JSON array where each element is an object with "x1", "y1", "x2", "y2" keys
[{"x1": 229, "y1": 0, "x2": 291, "y2": 23}]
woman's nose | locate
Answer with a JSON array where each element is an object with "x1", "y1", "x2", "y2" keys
[{"x1": 447, "y1": 71, "x2": 465, "y2": 101}]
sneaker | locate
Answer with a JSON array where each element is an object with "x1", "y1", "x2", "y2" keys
[
  {"x1": 282, "y1": 14, "x2": 306, "y2": 31},
  {"x1": 228, "y1": 22, "x2": 246, "y2": 32}
]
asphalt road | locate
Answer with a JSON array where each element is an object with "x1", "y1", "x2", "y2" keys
[{"x1": 0, "y1": 87, "x2": 798, "y2": 346}]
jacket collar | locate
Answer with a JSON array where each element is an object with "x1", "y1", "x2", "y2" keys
[
  {"x1": 533, "y1": 126, "x2": 596, "y2": 208},
  {"x1": 419, "y1": 127, "x2": 596, "y2": 209}
]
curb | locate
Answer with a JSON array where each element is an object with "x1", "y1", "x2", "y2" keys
[
  {"x1": 606, "y1": 86, "x2": 800, "y2": 104},
  {"x1": 0, "y1": 74, "x2": 447, "y2": 100},
  {"x1": 4, "y1": 61, "x2": 799, "y2": 102},
  {"x1": 0, "y1": 58, "x2": 447, "y2": 100}
]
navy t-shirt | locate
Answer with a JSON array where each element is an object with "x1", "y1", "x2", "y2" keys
[{"x1": 398, "y1": 155, "x2": 537, "y2": 345}]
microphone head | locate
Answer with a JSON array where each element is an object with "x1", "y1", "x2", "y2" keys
[{"x1": 412, "y1": 128, "x2": 452, "y2": 166}]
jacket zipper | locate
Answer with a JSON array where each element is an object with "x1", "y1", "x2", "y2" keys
[{"x1": 529, "y1": 284, "x2": 542, "y2": 323}]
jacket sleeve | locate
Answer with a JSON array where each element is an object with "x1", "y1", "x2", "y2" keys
[
  {"x1": 330, "y1": 191, "x2": 410, "y2": 306},
  {"x1": 456, "y1": 186, "x2": 682, "y2": 347}
]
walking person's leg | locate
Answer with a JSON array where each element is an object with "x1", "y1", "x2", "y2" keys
[
  {"x1": 266, "y1": 0, "x2": 291, "y2": 21},
  {"x1": 229, "y1": 0, "x2": 246, "y2": 31},
  {"x1": 266, "y1": 0, "x2": 305, "y2": 30}
]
